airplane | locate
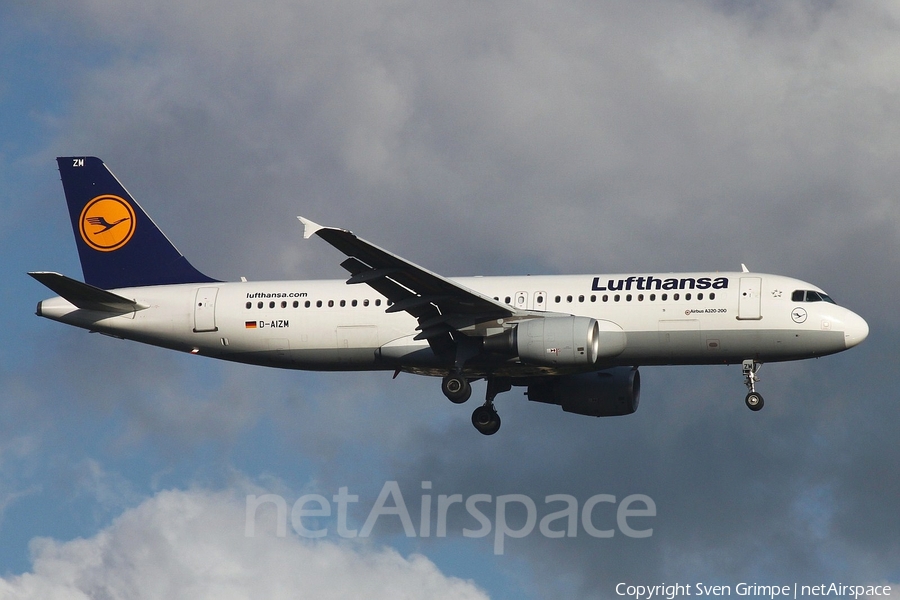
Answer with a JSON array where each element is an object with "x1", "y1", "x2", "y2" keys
[{"x1": 31, "y1": 157, "x2": 870, "y2": 435}]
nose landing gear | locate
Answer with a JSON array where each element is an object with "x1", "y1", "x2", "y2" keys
[{"x1": 742, "y1": 359, "x2": 764, "y2": 411}]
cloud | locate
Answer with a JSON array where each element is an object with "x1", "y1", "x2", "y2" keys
[
  {"x1": 380, "y1": 355, "x2": 900, "y2": 597},
  {"x1": 0, "y1": 435, "x2": 42, "y2": 525},
  {"x1": 0, "y1": 487, "x2": 488, "y2": 600},
  {"x1": 5, "y1": 0, "x2": 899, "y2": 597},
  {"x1": 37, "y1": 0, "x2": 900, "y2": 281}
]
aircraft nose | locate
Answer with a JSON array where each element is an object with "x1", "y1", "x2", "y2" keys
[{"x1": 844, "y1": 310, "x2": 869, "y2": 349}]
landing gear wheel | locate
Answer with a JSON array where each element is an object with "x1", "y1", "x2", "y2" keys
[
  {"x1": 442, "y1": 375, "x2": 471, "y2": 404},
  {"x1": 745, "y1": 392, "x2": 764, "y2": 411},
  {"x1": 472, "y1": 404, "x2": 501, "y2": 435}
]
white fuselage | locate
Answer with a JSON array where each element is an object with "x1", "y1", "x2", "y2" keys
[{"x1": 37, "y1": 271, "x2": 869, "y2": 378}]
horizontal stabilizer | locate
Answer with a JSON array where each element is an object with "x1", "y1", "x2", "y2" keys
[{"x1": 29, "y1": 272, "x2": 147, "y2": 313}]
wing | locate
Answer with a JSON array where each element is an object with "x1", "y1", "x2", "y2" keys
[{"x1": 298, "y1": 217, "x2": 520, "y2": 354}]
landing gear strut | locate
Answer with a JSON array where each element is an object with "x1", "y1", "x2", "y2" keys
[
  {"x1": 742, "y1": 359, "x2": 764, "y2": 411},
  {"x1": 471, "y1": 378, "x2": 511, "y2": 436}
]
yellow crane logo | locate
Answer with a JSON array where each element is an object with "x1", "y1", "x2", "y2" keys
[{"x1": 79, "y1": 195, "x2": 136, "y2": 252}]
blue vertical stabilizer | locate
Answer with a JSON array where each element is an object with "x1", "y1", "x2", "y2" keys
[{"x1": 57, "y1": 157, "x2": 217, "y2": 289}]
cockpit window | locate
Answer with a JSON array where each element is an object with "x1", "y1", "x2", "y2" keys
[{"x1": 792, "y1": 290, "x2": 836, "y2": 304}]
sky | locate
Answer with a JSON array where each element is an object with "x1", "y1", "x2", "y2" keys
[{"x1": 1, "y1": 0, "x2": 899, "y2": 598}]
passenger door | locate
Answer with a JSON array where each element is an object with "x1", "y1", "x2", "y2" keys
[{"x1": 737, "y1": 277, "x2": 762, "y2": 320}]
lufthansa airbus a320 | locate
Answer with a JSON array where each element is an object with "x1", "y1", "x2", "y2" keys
[{"x1": 31, "y1": 157, "x2": 869, "y2": 435}]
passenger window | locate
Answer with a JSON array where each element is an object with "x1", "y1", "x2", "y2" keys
[
  {"x1": 281, "y1": 301, "x2": 287, "y2": 308},
  {"x1": 245, "y1": 302, "x2": 251, "y2": 309}
]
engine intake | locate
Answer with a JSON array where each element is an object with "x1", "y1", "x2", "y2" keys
[{"x1": 526, "y1": 367, "x2": 641, "y2": 417}]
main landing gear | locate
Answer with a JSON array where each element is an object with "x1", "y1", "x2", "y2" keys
[
  {"x1": 441, "y1": 374, "x2": 509, "y2": 435},
  {"x1": 742, "y1": 359, "x2": 764, "y2": 411},
  {"x1": 471, "y1": 378, "x2": 510, "y2": 436},
  {"x1": 441, "y1": 374, "x2": 472, "y2": 404}
]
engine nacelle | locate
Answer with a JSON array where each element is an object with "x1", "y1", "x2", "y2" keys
[
  {"x1": 483, "y1": 317, "x2": 626, "y2": 367},
  {"x1": 526, "y1": 367, "x2": 641, "y2": 417},
  {"x1": 484, "y1": 316, "x2": 626, "y2": 367},
  {"x1": 516, "y1": 316, "x2": 600, "y2": 366}
]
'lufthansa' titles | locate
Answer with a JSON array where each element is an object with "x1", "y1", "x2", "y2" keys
[{"x1": 591, "y1": 276, "x2": 729, "y2": 292}]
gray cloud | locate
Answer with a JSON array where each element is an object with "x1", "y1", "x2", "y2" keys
[
  {"x1": 40, "y1": 0, "x2": 900, "y2": 281},
  {"x1": 384, "y1": 351, "x2": 899, "y2": 597}
]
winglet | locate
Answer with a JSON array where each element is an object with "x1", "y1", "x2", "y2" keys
[
  {"x1": 741, "y1": 263, "x2": 750, "y2": 273},
  {"x1": 297, "y1": 216, "x2": 325, "y2": 239}
]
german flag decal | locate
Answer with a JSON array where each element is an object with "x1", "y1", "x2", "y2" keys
[{"x1": 245, "y1": 321, "x2": 257, "y2": 329}]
